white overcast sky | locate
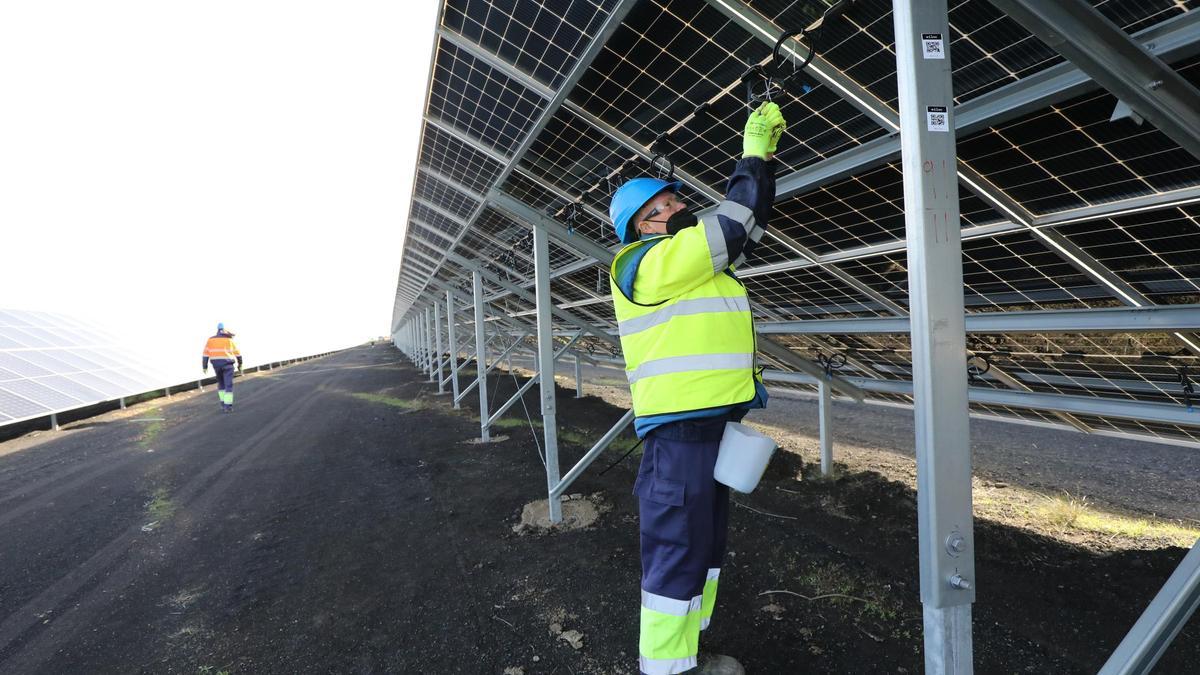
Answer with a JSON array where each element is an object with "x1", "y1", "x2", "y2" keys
[{"x1": 0, "y1": 1, "x2": 437, "y2": 372}]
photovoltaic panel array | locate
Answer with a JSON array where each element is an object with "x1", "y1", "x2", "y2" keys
[
  {"x1": 396, "y1": 0, "x2": 1200, "y2": 446},
  {"x1": 0, "y1": 310, "x2": 163, "y2": 425}
]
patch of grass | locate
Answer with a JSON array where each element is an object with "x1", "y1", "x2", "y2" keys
[
  {"x1": 145, "y1": 487, "x2": 177, "y2": 522},
  {"x1": 557, "y1": 427, "x2": 589, "y2": 446},
  {"x1": 490, "y1": 416, "x2": 542, "y2": 430},
  {"x1": 1035, "y1": 491, "x2": 1199, "y2": 545},
  {"x1": 1042, "y1": 491, "x2": 1089, "y2": 528},
  {"x1": 352, "y1": 392, "x2": 425, "y2": 410},
  {"x1": 138, "y1": 410, "x2": 164, "y2": 446},
  {"x1": 795, "y1": 561, "x2": 901, "y2": 625}
]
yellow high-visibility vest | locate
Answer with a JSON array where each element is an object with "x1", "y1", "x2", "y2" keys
[{"x1": 609, "y1": 217, "x2": 758, "y2": 418}]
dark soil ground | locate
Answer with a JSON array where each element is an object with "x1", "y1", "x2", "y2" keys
[{"x1": 0, "y1": 345, "x2": 1196, "y2": 673}]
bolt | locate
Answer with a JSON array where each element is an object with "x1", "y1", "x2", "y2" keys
[
  {"x1": 1146, "y1": 79, "x2": 1164, "y2": 90},
  {"x1": 949, "y1": 574, "x2": 972, "y2": 590},
  {"x1": 945, "y1": 532, "x2": 966, "y2": 557}
]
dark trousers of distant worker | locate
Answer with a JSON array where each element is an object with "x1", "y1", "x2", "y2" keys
[
  {"x1": 635, "y1": 417, "x2": 730, "y2": 674},
  {"x1": 212, "y1": 359, "x2": 236, "y2": 410}
]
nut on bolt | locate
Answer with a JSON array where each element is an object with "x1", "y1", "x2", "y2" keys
[
  {"x1": 949, "y1": 574, "x2": 972, "y2": 590},
  {"x1": 945, "y1": 532, "x2": 966, "y2": 557}
]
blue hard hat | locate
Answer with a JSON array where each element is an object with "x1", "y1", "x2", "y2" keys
[
  {"x1": 217, "y1": 322, "x2": 225, "y2": 331},
  {"x1": 609, "y1": 177, "x2": 683, "y2": 244}
]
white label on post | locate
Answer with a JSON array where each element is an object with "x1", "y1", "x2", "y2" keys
[
  {"x1": 922, "y1": 33, "x2": 945, "y2": 59},
  {"x1": 926, "y1": 106, "x2": 949, "y2": 132}
]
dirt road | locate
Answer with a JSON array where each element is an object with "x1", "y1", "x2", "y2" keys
[{"x1": 0, "y1": 345, "x2": 1195, "y2": 673}]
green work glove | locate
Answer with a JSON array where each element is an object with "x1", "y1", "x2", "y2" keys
[{"x1": 742, "y1": 102, "x2": 786, "y2": 159}]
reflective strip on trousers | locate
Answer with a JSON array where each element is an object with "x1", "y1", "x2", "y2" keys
[
  {"x1": 640, "y1": 590, "x2": 702, "y2": 668},
  {"x1": 627, "y1": 353, "x2": 755, "y2": 386},
  {"x1": 618, "y1": 296, "x2": 751, "y2": 338},
  {"x1": 700, "y1": 567, "x2": 720, "y2": 630},
  {"x1": 639, "y1": 655, "x2": 698, "y2": 674}
]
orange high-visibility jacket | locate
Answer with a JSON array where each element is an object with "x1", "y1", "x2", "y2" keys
[{"x1": 202, "y1": 334, "x2": 241, "y2": 362}]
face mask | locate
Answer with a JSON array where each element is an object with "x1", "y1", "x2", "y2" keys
[
  {"x1": 645, "y1": 208, "x2": 697, "y2": 236},
  {"x1": 666, "y1": 209, "x2": 698, "y2": 235}
]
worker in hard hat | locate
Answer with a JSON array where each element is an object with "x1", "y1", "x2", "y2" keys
[
  {"x1": 202, "y1": 323, "x2": 243, "y2": 412},
  {"x1": 608, "y1": 102, "x2": 785, "y2": 675}
]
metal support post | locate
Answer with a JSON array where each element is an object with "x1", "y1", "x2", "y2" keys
[
  {"x1": 434, "y1": 302, "x2": 445, "y2": 393},
  {"x1": 473, "y1": 271, "x2": 491, "y2": 442},
  {"x1": 533, "y1": 225, "x2": 562, "y2": 523},
  {"x1": 427, "y1": 305, "x2": 436, "y2": 379},
  {"x1": 447, "y1": 290, "x2": 460, "y2": 408},
  {"x1": 418, "y1": 313, "x2": 426, "y2": 371},
  {"x1": 894, "y1": 1, "x2": 975, "y2": 672},
  {"x1": 574, "y1": 353, "x2": 583, "y2": 399},
  {"x1": 119, "y1": 397, "x2": 126, "y2": 410},
  {"x1": 50, "y1": 413, "x2": 58, "y2": 431},
  {"x1": 818, "y1": 380, "x2": 833, "y2": 476},
  {"x1": 1099, "y1": 537, "x2": 1200, "y2": 675},
  {"x1": 165, "y1": 386, "x2": 172, "y2": 398}
]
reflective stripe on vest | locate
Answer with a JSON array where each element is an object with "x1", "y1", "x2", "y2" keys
[
  {"x1": 626, "y1": 353, "x2": 754, "y2": 386},
  {"x1": 203, "y1": 337, "x2": 239, "y2": 359},
  {"x1": 617, "y1": 295, "x2": 751, "y2": 338},
  {"x1": 610, "y1": 229, "x2": 757, "y2": 418}
]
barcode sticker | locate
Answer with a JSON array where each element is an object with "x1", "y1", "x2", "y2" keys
[
  {"x1": 922, "y1": 33, "x2": 945, "y2": 59},
  {"x1": 927, "y1": 106, "x2": 949, "y2": 132}
]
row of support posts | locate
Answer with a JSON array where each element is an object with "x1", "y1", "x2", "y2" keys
[
  {"x1": 388, "y1": 0, "x2": 1200, "y2": 668},
  {"x1": 398, "y1": 233, "x2": 624, "y2": 527}
]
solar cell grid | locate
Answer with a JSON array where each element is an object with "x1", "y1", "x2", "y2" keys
[
  {"x1": 68, "y1": 371, "x2": 129, "y2": 397},
  {"x1": 2, "y1": 378, "x2": 85, "y2": 409},
  {"x1": 411, "y1": 201, "x2": 468, "y2": 239},
  {"x1": 0, "y1": 388, "x2": 50, "y2": 419},
  {"x1": 959, "y1": 55, "x2": 1200, "y2": 215},
  {"x1": 38, "y1": 375, "x2": 108, "y2": 403},
  {"x1": 415, "y1": 171, "x2": 483, "y2": 220},
  {"x1": 0, "y1": 352, "x2": 53, "y2": 378},
  {"x1": 13, "y1": 350, "x2": 83, "y2": 375},
  {"x1": 0, "y1": 311, "x2": 31, "y2": 326},
  {"x1": 520, "y1": 106, "x2": 644, "y2": 210},
  {"x1": 4, "y1": 326, "x2": 54, "y2": 348},
  {"x1": 1093, "y1": 0, "x2": 1200, "y2": 35},
  {"x1": 419, "y1": 123, "x2": 507, "y2": 193},
  {"x1": 571, "y1": 0, "x2": 889, "y2": 194},
  {"x1": 428, "y1": 40, "x2": 547, "y2": 156},
  {"x1": 743, "y1": 265, "x2": 885, "y2": 318},
  {"x1": 442, "y1": 0, "x2": 619, "y2": 89},
  {"x1": 1053, "y1": 204, "x2": 1200, "y2": 304}
]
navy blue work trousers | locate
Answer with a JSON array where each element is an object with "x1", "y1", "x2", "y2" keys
[
  {"x1": 212, "y1": 359, "x2": 235, "y2": 393},
  {"x1": 635, "y1": 416, "x2": 730, "y2": 611}
]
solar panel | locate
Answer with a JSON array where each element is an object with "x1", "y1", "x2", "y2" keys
[
  {"x1": 0, "y1": 310, "x2": 171, "y2": 426},
  {"x1": 395, "y1": 0, "x2": 1200, "y2": 447}
]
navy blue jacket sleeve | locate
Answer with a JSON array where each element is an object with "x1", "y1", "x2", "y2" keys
[{"x1": 714, "y1": 157, "x2": 777, "y2": 265}]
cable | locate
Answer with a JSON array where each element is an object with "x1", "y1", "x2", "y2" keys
[
  {"x1": 598, "y1": 436, "x2": 645, "y2": 476},
  {"x1": 510, "y1": 365, "x2": 545, "y2": 466}
]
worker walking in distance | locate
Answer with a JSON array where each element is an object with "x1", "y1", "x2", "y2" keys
[
  {"x1": 202, "y1": 323, "x2": 243, "y2": 412},
  {"x1": 608, "y1": 102, "x2": 785, "y2": 674}
]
